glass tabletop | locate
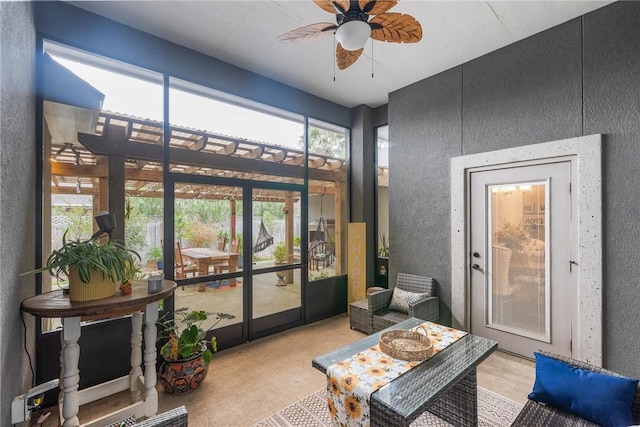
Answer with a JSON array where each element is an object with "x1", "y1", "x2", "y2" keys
[{"x1": 312, "y1": 318, "x2": 497, "y2": 423}]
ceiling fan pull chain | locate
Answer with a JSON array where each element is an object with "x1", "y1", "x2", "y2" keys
[
  {"x1": 371, "y1": 40, "x2": 374, "y2": 79},
  {"x1": 333, "y1": 34, "x2": 337, "y2": 82}
]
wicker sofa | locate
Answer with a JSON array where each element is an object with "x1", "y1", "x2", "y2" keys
[
  {"x1": 368, "y1": 273, "x2": 439, "y2": 333},
  {"x1": 512, "y1": 352, "x2": 640, "y2": 426}
]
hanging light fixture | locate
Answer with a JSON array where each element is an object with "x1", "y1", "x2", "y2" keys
[
  {"x1": 277, "y1": 0, "x2": 422, "y2": 70},
  {"x1": 335, "y1": 20, "x2": 371, "y2": 51}
]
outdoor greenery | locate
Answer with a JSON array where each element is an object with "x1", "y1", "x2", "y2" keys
[
  {"x1": 185, "y1": 219, "x2": 217, "y2": 248},
  {"x1": 51, "y1": 193, "x2": 318, "y2": 273},
  {"x1": 378, "y1": 232, "x2": 390, "y2": 257},
  {"x1": 299, "y1": 127, "x2": 346, "y2": 158},
  {"x1": 53, "y1": 205, "x2": 92, "y2": 241},
  {"x1": 309, "y1": 270, "x2": 330, "y2": 281},
  {"x1": 158, "y1": 308, "x2": 235, "y2": 365},
  {"x1": 273, "y1": 242, "x2": 287, "y2": 264}
]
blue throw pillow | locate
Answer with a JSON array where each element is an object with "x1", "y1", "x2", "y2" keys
[{"x1": 528, "y1": 352, "x2": 638, "y2": 427}]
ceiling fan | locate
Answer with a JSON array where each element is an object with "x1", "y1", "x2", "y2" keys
[{"x1": 277, "y1": 0, "x2": 422, "y2": 70}]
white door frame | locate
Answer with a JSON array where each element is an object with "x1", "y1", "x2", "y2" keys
[{"x1": 451, "y1": 134, "x2": 602, "y2": 365}]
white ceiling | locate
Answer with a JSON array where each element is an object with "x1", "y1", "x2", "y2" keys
[{"x1": 68, "y1": 1, "x2": 613, "y2": 108}]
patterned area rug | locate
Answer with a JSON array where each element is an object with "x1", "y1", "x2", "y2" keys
[{"x1": 253, "y1": 387, "x2": 522, "y2": 427}]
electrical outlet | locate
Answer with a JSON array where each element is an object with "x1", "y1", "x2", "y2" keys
[
  {"x1": 11, "y1": 394, "x2": 29, "y2": 424},
  {"x1": 11, "y1": 379, "x2": 59, "y2": 424}
]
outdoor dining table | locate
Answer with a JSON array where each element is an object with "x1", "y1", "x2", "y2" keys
[
  {"x1": 180, "y1": 247, "x2": 239, "y2": 283},
  {"x1": 312, "y1": 318, "x2": 497, "y2": 426}
]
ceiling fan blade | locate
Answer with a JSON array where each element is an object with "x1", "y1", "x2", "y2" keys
[
  {"x1": 313, "y1": 0, "x2": 350, "y2": 15},
  {"x1": 277, "y1": 22, "x2": 338, "y2": 43},
  {"x1": 370, "y1": 13, "x2": 422, "y2": 43},
  {"x1": 336, "y1": 44, "x2": 364, "y2": 70},
  {"x1": 359, "y1": 0, "x2": 398, "y2": 16}
]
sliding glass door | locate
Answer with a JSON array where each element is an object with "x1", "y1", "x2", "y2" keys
[{"x1": 251, "y1": 188, "x2": 303, "y2": 336}]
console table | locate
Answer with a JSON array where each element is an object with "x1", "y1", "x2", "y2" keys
[
  {"x1": 313, "y1": 318, "x2": 497, "y2": 426},
  {"x1": 21, "y1": 280, "x2": 176, "y2": 427}
]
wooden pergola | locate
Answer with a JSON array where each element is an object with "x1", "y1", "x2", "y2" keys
[{"x1": 45, "y1": 109, "x2": 347, "y2": 276}]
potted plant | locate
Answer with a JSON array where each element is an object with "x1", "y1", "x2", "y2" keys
[
  {"x1": 148, "y1": 246, "x2": 163, "y2": 270},
  {"x1": 273, "y1": 242, "x2": 287, "y2": 265},
  {"x1": 157, "y1": 308, "x2": 235, "y2": 395},
  {"x1": 22, "y1": 231, "x2": 140, "y2": 301},
  {"x1": 272, "y1": 242, "x2": 288, "y2": 285},
  {"x1": 120, "y1": 260, "x2": 141, "y2": 295}
]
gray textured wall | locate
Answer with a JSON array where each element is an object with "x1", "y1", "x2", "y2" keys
[
  {"x1": 0, "y1": 1, "x2": 37, "y2": 424},
  {"x1": 389, "y1": 1, "x2": 640, "y2": 375},
  {"x1": 582, "y1": 2, "x2": 640, "y2": 375},
  {"x1": 389, "y1": 69, "x2": 462, "y2": 324}
]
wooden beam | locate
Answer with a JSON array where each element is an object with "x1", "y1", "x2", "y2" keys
[
  {"x1": 51, "y1": 162, "x2": 107, "y2": 177},
  {"x1": 52, "y1": 186, "x2": 99, "y2": 195},
  {"x1": 78, "y1": 132, "x2": 344, "y2": 182}
]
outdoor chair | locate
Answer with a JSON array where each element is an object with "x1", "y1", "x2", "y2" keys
[
  {"x1": 214, "y1": 239, "x2": 240, "y2": 274},
  {"x1": 369, "y1": 273, "x2": 439, "y2": 333},
  {"x1": 512, "y1": 351, "x2": 640, "y2": 426},
  {"x1": 174, "y1": 242, "x2": 198, "y2": 279}
]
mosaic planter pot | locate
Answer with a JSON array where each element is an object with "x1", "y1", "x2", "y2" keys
[{"x1": 158, "y1": 350, "x2": 209, "y2": 395}]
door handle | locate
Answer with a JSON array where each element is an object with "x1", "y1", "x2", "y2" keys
[{"x1": 472, "y1": 264, "x2": 484, "y2": 273}]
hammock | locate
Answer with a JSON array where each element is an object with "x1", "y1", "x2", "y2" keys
[
  {"x1": 252, "y1": 218, "x2": 274, "y2": 254},
  {"x1": 312, "y1": 217, "x2": 329, "y2": 244}
]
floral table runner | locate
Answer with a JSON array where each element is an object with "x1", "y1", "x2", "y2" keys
[{"x1": 326, "y1": 322, "x2": 467, "y2": 426}]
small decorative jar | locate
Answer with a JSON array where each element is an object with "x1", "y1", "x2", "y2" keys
[{"x1": 148, "y1": 275, "x2": 163, "y2": 293}]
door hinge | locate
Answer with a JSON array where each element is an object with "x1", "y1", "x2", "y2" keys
[
  {"x1": 570, "y1": 340, "x2": 573, "y2": 352},
  {"x1": 569, "y1": 182, "x2": 572, "y2": 194}
]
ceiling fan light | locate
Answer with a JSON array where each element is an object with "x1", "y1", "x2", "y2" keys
[{"x1": 335, "y1": 20, "x2": 371, "y2": 51}]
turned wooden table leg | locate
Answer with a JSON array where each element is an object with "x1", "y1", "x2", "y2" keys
[
  {"x1": 130, "y1": 311, "x2": 143, "y2": 403},
  {"x1": 143, "y1": 302, "x2": 159, "y2": 417},
  {"x1": 58, "y1": 330, "x2": 66, "y2": 426},
  {"x1": 61, "y1": 316, "x2": 81, "y2": 427}
]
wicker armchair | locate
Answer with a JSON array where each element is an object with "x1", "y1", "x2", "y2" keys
[
  {"x1": 369, "y1": 273, "x2": 439, "y2": 333},
  {"x1": 512, "y1": 352, "x2": 640, "y2": 426}
]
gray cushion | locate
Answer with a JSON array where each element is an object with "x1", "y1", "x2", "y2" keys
[{"x1": 388, "y1": 287, "x2": 429, "y2": 314}]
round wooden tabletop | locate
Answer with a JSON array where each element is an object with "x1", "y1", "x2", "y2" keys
[{"x1": 21, "y1": 280, "x2": 176, "y2": 319}]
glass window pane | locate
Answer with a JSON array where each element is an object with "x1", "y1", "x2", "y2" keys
[
  {"x1": 42, "y1": 42, "x2": 163, "y2": 331},
  {"x1": 307, "y1": 119, "x2": 347, "y2": 281},
  {"x1": 376, "y1": 125, "x2": 389, "y2": 287},
  {"x1": 251, "y1": 189, "x2": 302, "y2": 318},
  {"x1": 489, "y1": 182, "x2": 548, "y2": 339},
  {"x1": 174, "y1": 182, "x2": 244, "y2": 328},
  {"x1": 168, "y1": 78, "x2": 305, "y2": 183}
]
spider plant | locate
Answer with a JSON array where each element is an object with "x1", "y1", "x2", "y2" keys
[{"x1": 22, "y1": 230, "x2": 140, "y2": 284}]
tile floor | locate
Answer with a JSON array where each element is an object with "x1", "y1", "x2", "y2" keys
[{"x1": 40, "y1": 314, "x2": 535, "y2": 426}]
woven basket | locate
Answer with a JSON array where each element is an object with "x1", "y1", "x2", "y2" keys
[{"x1": 379, "y1": 327, "x2": 433, "y2": 361}]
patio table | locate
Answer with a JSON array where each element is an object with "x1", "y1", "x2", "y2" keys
[
  {"x1": 180, "y1": 247, "x2": 239, "y2": 284},
  {"x1": 312, "y1": 318, "x2": 497, "y2": 426}
]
